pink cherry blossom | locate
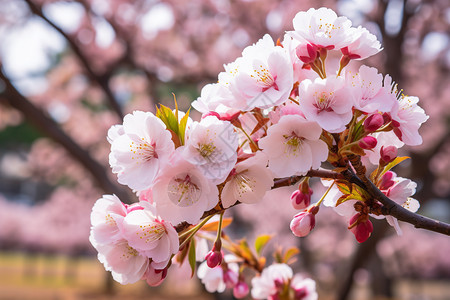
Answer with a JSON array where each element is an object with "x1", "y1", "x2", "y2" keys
[
  {"x1": 384, "y1": 175, "x2": 420, "y2": 234},
  {"x1": 221, "y1": 151, "x2": 273, "y2": 208},
  {"x1": 120, "y1": 202, "x2": 179, "y2": 269},
  {"x1": 197, "y1": 255, "x2": 239, "y2": 293},
  {"x1": 91, "y1": 238, "x2": 149, "y2": 285},
  {"x1": 299, "y1": 76, "x2": 353, "y2": 133},
  {"x1": 90, "y1": 194, "x2": 127, "y2": 245},
  {"x1": 345, "y1": 65, "x2": 393, "y2": 114},
  {"x1": 218, "y1": 34, "x2": 293, "y2": 110},
  {"x1": 259, "y1": 114, "x2": 328, "y2": 177},
  {"x1": 109, "y1": 111, "x2": 175, "y2": 191},
  {"x1": 251, "y1": 263, "x2": 294, "y2": 299},
  {"x1": 291, "y1": 275, "x2": 318, "y2": 300},
  {"x1": 191, "y1": 83, "x2": 236, "y2": 114},
  {"x1": 152, "y1": 152, "x2": 219, "y2": 225},
  {"x1": 390, "y1": 95, "x2": 429, "y2": 146},
  {"x1": 289, "y1": 7, "x2": 353, "y2": 50},
  {"x1": 183, "y1": 116, "x2": 238, "y2": 183},
  {"x1": 341, "y1": 26, "x2": 382, "y2": 60}
]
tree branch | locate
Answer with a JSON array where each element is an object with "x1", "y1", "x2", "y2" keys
[
  {"x1": 0, "y1": 68, "x2": 131, "y2": 203},
  {"x1": 345, "y1": 159, "x2": 450, "y2": 236},
  {"x1": 23, "y1": 0, "x2": 124, "y2": 119}
]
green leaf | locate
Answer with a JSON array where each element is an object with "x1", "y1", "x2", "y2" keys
[
  {"x1": 179, "y1": 107, "x2": 191, "y2": 145},
  {"x1": 188, "y1": 238, "x2": 196, "y2": 278},
  {"x1": 238, "y1": 239, "x2": 254, "y2": 262},
  {"x1": 255, "y1": 235, "x2": 272, "y2": 256},
  {"x1": 336, "y1": 182, "x2": 352, "y2": 195},
  {"x1": 157, "y1": 104, "x2": 179, "y2": 136},
  {"x1": 283, "y1": 247, "x2": 300, "y2": 264},
  {"x1": 381, "y1": 156, "x2": 410, "y2": 176}
]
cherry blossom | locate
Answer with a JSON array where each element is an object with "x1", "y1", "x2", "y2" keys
[
  {"x1": 152, "y1": 152, "x2": 219, "y2": 225},
  {"x1": 90, "y1": 194, "x2": 127, "y2": 245},
  {"x1": 345, "y1": 65, "x2": 393, "y2": 114},
  {"x1": 341, "y1": 26, "x2": 382, "y2": 60},
  {"x1": 90, "y1": 238, "x2": 149, "y2": 285},
  {"x1": 183, "y1": 116, "x2": 238, "y2": 183},
  {"x1": 390, "y1": 95, "x2": 429, "y2": 146},
  {"x1": 109, "y1": 111, "x2": 175, "y2": 191},
  {"x1": 120, "y1": 201, "x2": 179, "y2": 269},
  {"x1": 290, "y1": 211, "x2": 316, "y2": 237},
  {"x1": 383, "y1": 175, "x2": 420, "y2": 234},
  {"x1": 218, "y1": 34, "x2": 293, "y2": 110},
  {"x1": 289, "y1": 7, "x2": 353, "y2": 50},
  {"x1": 299, "y1": 76, "x2": 353, "y2": 133},
  {"x1": 221, "y1": 151, "x2": 273, "y2": 208},
  {"x1": 259, "y1": 114, "x2": 328, "y2": 177},
  {"x1": 197, "y1": 255, "x2": 239, "y2": 293}
]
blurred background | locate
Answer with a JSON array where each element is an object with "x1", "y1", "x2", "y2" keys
[{"x1": 0, "y1": 0, "x2": 449, "y2": 299}]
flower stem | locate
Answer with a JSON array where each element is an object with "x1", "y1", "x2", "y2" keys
[
  {"x1": 179, "y1": 215, "x2": 214, "y2": 249},
  {"x1": 315, "y1": 181, "x2": 335, "y2": 208}
]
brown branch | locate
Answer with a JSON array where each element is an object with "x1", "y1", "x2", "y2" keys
[
  {"x1": 345, "y1": 158, "x2": 450, "y2": 236},
  {"x1": 23, "y1": 0, "x2": 124, "y2": 120},
  {"x1": 0, "y1": 68, "x2": 131, "y2": 203}
]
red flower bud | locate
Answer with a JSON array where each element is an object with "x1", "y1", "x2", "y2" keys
[
  {"x1": 359, "y1": 136, "x2": 377, "y2": 150},
  {"x1": 349, "y1": 213, "x2": 373, "y2": 243},
  {"x1": 205, "y1": 246, "x2": 223, "y2": 268},
  {"x1": 290, "y1": 186, "x2": 313, "y2": 210},
  {"x1": 379, "y1": 171, "x2": 395, "y2": 190},
  {"x1": 364, "y1": 114, "x2": 384, "y2": 132},
  {"x1": 380, "y1": 146, "x2": 397, "y2": 163}
]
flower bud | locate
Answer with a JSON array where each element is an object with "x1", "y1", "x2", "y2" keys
[
  {"x1": 223, "y1": 269, "x2": 239, "y2": 288},
  {"x1": 233, "y1": 281, "x2": 249, "y2": 299},
  {"x1": 296, "y1": 44, "x2": 317, "y2": 64},
  {"x1": 359, "y1": 136, "x2": 377, "y2": 150},
  {"x1": 205, "y1": 245, "x2": 223, "y2": 268},
  {"x1": 379, "y1": 171, "x2": 395, "y2": 190},
  {"x1": 290, "y1": 212, "x2": 315, "y2": 237},
  {"x1": 349, "y1": 213, "x2": 373, "y2": 243},
  {"x1": 143, "y1": 265, "x2": 168, "y2": 287},
  {"x1": 364, "y1": 114, "x2": 384, "y2": 132},
  {"x1": 380, "y1": 146, "x2": 397, "y2": 163},
  {"x1": 291, "y1": 180, "x2": 313, "y2": 210}
]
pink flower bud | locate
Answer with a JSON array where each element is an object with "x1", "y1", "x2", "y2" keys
[
  {"x1": 233, "y1": 281, "x2": 249, "y2": 299},
  {"x1": 223, "y1": 269, "x2": 239, "y2": 288},
  {"x1": 364, "y1": 114, "x2": 384, "y2": 132},
  {"x1": 143, "y1": 265, "x2": 168, "y2": 287},
  {"x1": 205, "y1": 247, "x2": 223, "y2": 268},
  {"x1": 349, "y1": 213, "x2": 373, "y2": 243},
  {"x1": 290, "y1": 189, "x2": 312, "y2": 210},
  {"x1": 296, "y1": 44, "x2": 317, "y2": 64},
  {"x1": 379, "y1": 171, "x2": 395, "y2": 190},
  {"x1": 380, "y1": 146, "x2": 397, "y2": 163},
  {"x1": 290, "y1": 212, "x2": 315, "y2": 237},
  {"x1": 359, "y1": 136, "x2": 377, "y2": 150}
]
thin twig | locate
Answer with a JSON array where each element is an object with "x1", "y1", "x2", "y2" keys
[{"x1": 23, "y1": 0, "x2": 124, "y2": 119}]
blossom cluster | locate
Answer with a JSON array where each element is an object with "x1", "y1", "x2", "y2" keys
[{"x1": 89, "y1": 7, "x2": 428, "y2": 299}]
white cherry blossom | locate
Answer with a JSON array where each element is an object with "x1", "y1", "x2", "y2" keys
[{"x1": 341, "y1": 26, "x2": 382, "y2": 60}]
